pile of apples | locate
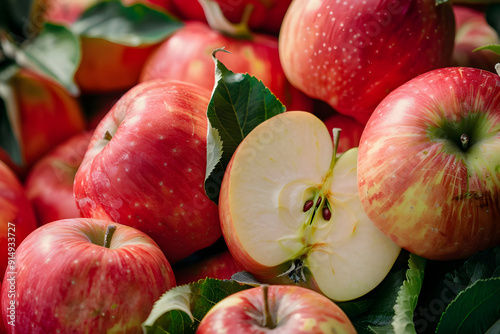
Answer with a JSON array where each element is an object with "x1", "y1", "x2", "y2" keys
[{"x1": 0, "y1": 0, "x2": 499, "y2": 333}]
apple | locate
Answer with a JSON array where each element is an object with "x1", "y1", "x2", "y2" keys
[
  {"x1": 452, "y1": 5, "x2": 500, "y2": 72},
  {"x1": 0, "y1": 69, "x2": 86, "y2": 178},
  {"x1": 170, "y1": 0, "x2": 292, "y2": 35},
  {"x1": 24, "y1": 131, "x2": 92, "y2": 225},
  {"x1": 219, "y1": 111, "x2": 401, "y2": 301},
  {"x1": 278, "y1": 0, "x2": 456, "y2": 124},
  {"x1": 0, "y1": 218, "x2": 176, "y2": 333},
  {"x1": 196, "y1": 285, "x2": 356, "y2": 333},
  {"x1": 357, "y1": 66, "x2": 500, "y2": 261},
  {"x1": 140, "y1": 20, "x2": 313, "y2": 112},
  {"x1": 74, "y1": 80, "x2": 222, "y2": 264},
  {"x1": 0, "y1": 161, "x2": 38, "y2": 281},
  {"x1": 174, "y1": 250, "x2": 244, "y2": 286}
]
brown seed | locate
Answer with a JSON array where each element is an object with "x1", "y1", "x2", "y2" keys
[
  {"x1": 316, "y1": 197, "x2": 322, "y2": 208},
  {"x1": 322, "y1": 207, "x2": 332, "y2": 221},
  {"x1": 303, "y1": 200, "x2": 314, "y2": 212}
]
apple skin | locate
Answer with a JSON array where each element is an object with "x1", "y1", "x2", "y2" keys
[
  {"x1": 357, "y1": 67, "x2": 500, "y2": 261},
  {"x1": 140, "y1": 21, "x2": 313, "y2": 112},
  {"x1": 196, "y1": 285, "x2": 356, "y2": 334},
  {"x1": 279, "y1": 0, "x2": 455, "y2": 124},
  {"x1": 0, "y1": 218, "x2": 175, "y2": 334},
  {"x1": 24, "y1": 131, "x2": 92, "y2": 225},
  {"x1": 0, "y1": 69, "x2": 86, "y2": 178},
  {"x1": 170, "y1": 0, "x2": 292, "y2": 35},
  {"x1": 0, "y1": 161, "x2": 38, "y2": 282},
  {"x1": 174, "y1": 250, "x2": 244, "y2": 286},
  {"x1": 74, "y1": 80, "x2": 222, "y2": 264},
  {"x1": 452, "y1": 5, "x2": 500, "y2": 72}
]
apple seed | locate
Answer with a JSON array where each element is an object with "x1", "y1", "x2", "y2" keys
[{"x1": 303, "y1": 200, "x2": 314, "y2": 212}]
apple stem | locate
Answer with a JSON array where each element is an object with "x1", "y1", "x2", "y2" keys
[
  {"x1": 104, "y1": 131, "x2": 113, "y2": 141},
  {"x1": 197, "y1": 0, "x2": 253, "y2": 40},
  {"x1": 460, "y1": 133, "x2": 469, "y2": 151},
  {"x1": 103, "y1": 225, "x2": 117, "y2": 249},
  {"x1": 261, "y1": 285, "x2": 276, "y2": 329}
]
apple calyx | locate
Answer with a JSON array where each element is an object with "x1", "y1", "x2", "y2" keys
[
  {"x1": 103, "y1": 225, "x2": 117, "y2": 248},
  {"x1": 197, "y1": 0, "x2": 254, "y2": 40},
  {"x1": 261, "y1": 285, "x2": 277, "y2": 329}
]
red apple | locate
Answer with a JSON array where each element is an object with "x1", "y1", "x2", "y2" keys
[
  {"x1": 452, "y1": 5, "x2": 500, "y2": 72},
  {"x1": 357, "y1": 67, "x2": 500, "y2": 261},
  {"x1": 140, "y1": 20, "x2": 313, "y2": 112},
  {"x1": 219, "y1": 111, "x2": 400, "y2": 301},
  {"x1": 74, "y1": 80, "x2": 222, "y2": 264},
  {"x1": 1, "y1": 218, "x2": 175, "y2": 333},
  {"x1": 24, "y1": 131, "x2": 92, "y2": 225},
  {"x1": 0, "y1": 161, "x2": 38, "y2": 282},
  {"x1": 171, "y1": 0, "x2": 292, "y2": 35},
  {"x1": 196, "y1": 285, "x2": 356, "y2": 333},
  {"x1": 279, "y1": 0, "x2": 456, "y2": 124},
  {"x1": 174, "y1": 250, "x2": 244, "y2": 286},
  {"x1": 0, "y1": 69, "x2": 86, "y2": 177}
]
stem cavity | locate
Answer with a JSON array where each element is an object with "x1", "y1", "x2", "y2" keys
[
  {"x1": 103, "y1": 225, "x2": 117, "y2": 249},
  {"x1": 461, "y1": 133, "x2": 469, "y2": 151}
]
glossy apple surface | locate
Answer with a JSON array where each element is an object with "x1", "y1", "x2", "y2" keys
[
  {"x1": 140, "y1": 21, "x2": 313, "y2": 112},
  {"x1": 219, "y1": 111, "x2": 400, "y2": 301},
  {"x1": 25, "y1": 131, "x2": 92, "y2": 225},
  {"x1": 0, "y1": 161, "x2": 38, "y2": 281},
  {"x1": 74, "y1": 80, "x2": 222, "y2": 264},
  {"x1": 196, "y1": 285, "x2": 356, "y2": 334},
  {"x1": 1, "y1": 218, "x2": 175, "y2": 333},
  {"x1": 358, "y1": 67, "x2": 500, "y2": 260},
  {"x1": 279, "y1": 0, "x2": 455, "y2": 123}
]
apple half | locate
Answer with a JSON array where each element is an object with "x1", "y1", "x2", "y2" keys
[{"x1": 219, "y1": 111, "x2": 401, "y2": 301}]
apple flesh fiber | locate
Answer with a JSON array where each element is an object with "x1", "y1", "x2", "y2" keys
[
  {"x1": 1, "y1": 218, "x2": 175, "y2": 334},
  {"x1": 219, "y1": 111, "x2": 401, "y2": 302},
  {"x1": 358, "y1": 67, "x2": 500, "y2": 261},
  {"x1": 196, "y1": 285, "x2": 357, "y2": 334},
  {"x1": 74, "y1": 80, "x2": 222, "y2": 264}
]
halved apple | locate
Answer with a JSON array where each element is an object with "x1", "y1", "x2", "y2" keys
[{"x1": 219, "y1": 111, "x2": 401, "y2": 301}]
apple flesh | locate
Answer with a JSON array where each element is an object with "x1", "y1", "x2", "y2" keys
[
  {"x1": 219, "y1": 111, "x2": 400, "y2": 301},
  {"x1": 357, "y1": 67, "x2": 500, "y2": 261},
  {"x1": 1, "y1": 218, "x2": 175, "y2": 333},
  {"x1": 279, "y1": 0, "x2": 456, "y2": 124},
  {"x1": 74, "y1": 80, "x2": 222, "y2": 264},
  {"x1": 196, "y1": 285, "x2": 356, "y2": 334},
  {"x1": 24, "y1": 131, "x2": 92, "y2": 225}
]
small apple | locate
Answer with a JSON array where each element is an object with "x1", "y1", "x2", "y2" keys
[
  {"x1": 140, "y1": 20, "x2": 313, "y2": 112},
  {"x1": 219, "y1": 111, "x2": 400, "y2": 301},
  {"x1": 196, "y1": 285, "x2": 356, "y2": 334},
  {"x1": 74, "y1": 80, "x2": 222, "y2": 264},
  {"x1": 1, "y1": 218, "x2": 175, "y2": 334},
  {"x1": 279, "y1": 0, "x2": 455, "y2": 124},
  {"x1": 24, "y1": 131, "x2": 92, "y2": 225},
  {"x1": 1, "y1": 69, "x2": 86, "y2": 177},
  {"x1": 357, "y1": 66, "x2": 500, "y2": 261},
  {"x1": 452, "y1": 5, "x2": 500, "y2": 72},
  {"x1": 0, "y1": 161, "x2": 38, "y2": 281},
  {"x1": 174, "y1": 250, "x2": 244, "y2": 286}
]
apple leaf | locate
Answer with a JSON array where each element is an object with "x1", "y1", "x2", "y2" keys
[
  {"x1": 0, "y1": 79, "x2": 22, "y2": 165},
  {"x1": 71, "y1": 0, "x2": 183, "y2": 46},
  {"x1": 391, "y1": 254, "x2": 426, "y2": 334},
  {"x1": 204, "y1": 49, "x2": 286, "y2": 203},
  {"x1": 435, "y1": 278, "x2": 500, "y2": 334},
  {"x1": 142, "y1": 278, "x2": 253, "y2": 334},
  {"x1": 473, "y1": 44, "x2": 500, "y2": 55}
]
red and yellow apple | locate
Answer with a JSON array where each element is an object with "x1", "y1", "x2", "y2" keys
[
  {"x1": 219, "y1": 111, "x2": 400, "y2": 301},
  {"x1": 74, "y1": 80, "x2": 222, "y2": 264},
  {"x1": 357, "y1": 67, "x2": 500, "y2": 260},
  {"x1": 1, "y1": 218, "x2": 175, "y2": 333}
]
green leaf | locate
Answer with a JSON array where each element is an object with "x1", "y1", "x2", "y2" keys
[
  {"x1": 142, "y1": 278, "x2": 253, "y2": 334},
  {"x1": 0, "y1": 80, "x2": 22, "y2": 165},
  {"x1": 18, "y1": 23, "x2": 81, "y2": 95},
  {"x1": 473, "y1": 44, "x2": 500, "y2": 55},
  {"x1": 436, "y1": 278, "x2": 500, "y2": 334},
  {"x1": 72, "y1": 0, "x2": 183, "y2": 46},
  {"x1": 392, "y1": 254, "x2": 426, "y2": 334},
  {"x1": 204, "y1": 49, "x2": 286, "y2": 204}
]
